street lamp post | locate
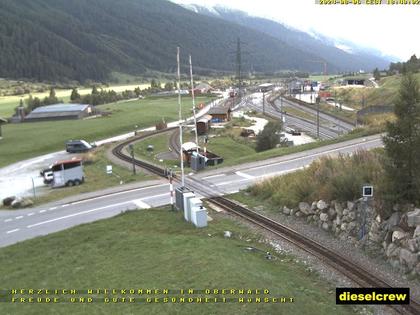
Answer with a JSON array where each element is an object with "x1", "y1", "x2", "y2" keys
[{"x1": 262, "y1": 91, "x2": 265, "y2": 115}]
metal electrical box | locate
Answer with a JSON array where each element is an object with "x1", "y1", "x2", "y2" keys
[
  {"x1": 191, "y1": 154, "x2": 206, "y2": 171},
  {"x1": 183, "y1": 192, "x2": 196, "y2": 221},
  {"x1": 191, "y1": 206, "x2": 208, "y2": 228},
  {"x1": 175, "y1": 187, "x2": 192, "y2": 211}
]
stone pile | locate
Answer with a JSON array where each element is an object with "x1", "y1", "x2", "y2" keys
[{"x1": 282, "y1": 200, "x2": 420, "y2": 277}]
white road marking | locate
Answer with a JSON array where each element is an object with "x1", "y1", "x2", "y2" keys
[
  {"x1": 4, "y1": 219, "x2": 12, "y2": 223},
  {"x1": 216, "y1": 178, "x2": 251, "y2": 187},
  {"x1": 39, "y1": 210, "x2": 46, "y2": 213},
  {"x1": 202, "y1": 174, "x2": 226, "y2": 180},
  {"x1": 49, "y1": 207, "x2": 57, "y2": 210},
  {"x1": 27, "y1": 213, "x2": 35, "y2": 216},
  {"x1": 15, "y1": 216, "x2": 23, "y2": 220},
  {"x1": 27, "y1": 201, "x2": 132, "y2": 229},
  {"x1": 257, "y1": 167, "x2": 305, "y2": 179},
  {"x1": 61, "y1": 204, "x2": 69, "y2": 208},
  {"x1": 132, "y1": 199, "x2": 151, "y2": 209},
  {"x1": 235, "y1": 171, "x2": 255, "y2": 180},
  {"x1": 6, "y1": 229, "x2": 20, "y2": 234},
  {"x1": 226, "y1": 190, "x2": 239, "y2": 194},
  {"x1": 66, "y1": 184, "x2": 169, "y2": 206},
  {"x1": 141, "y1": 193, "x2": 169, "y2": 201}
]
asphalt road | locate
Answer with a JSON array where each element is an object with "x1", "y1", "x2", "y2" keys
[{"x1": 0, "y1": 134, "x2": 383, "y2": 248}]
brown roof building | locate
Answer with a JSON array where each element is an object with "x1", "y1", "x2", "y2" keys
[{"x1": 208, "y1": 106, "x2": 231, "y2": 122}]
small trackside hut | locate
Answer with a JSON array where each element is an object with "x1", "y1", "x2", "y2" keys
[
  {"x1": 51, "y1": 158, "x2": 84, "y2": 188},
  {"x1": 196, "y1": 114, "x2": 212, "y2": 135}
]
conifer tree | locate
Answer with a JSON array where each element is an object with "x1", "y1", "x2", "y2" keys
[{"x1": 383, "y1": 73, "x2": 420, "y2": 204}]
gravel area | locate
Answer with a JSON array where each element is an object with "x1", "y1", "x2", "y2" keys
[{"x1": 209, "y1": 199, "x2": 419, "y2": 315}]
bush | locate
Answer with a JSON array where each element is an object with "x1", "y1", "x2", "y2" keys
[
  {"x1": 249, "y1": 150, "x2": 385, "y2": 208},
  {"x1": 256, "y1": 121, "x2": 282, "y2": 152}
]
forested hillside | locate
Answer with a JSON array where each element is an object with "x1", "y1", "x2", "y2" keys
[{"x1": 0, "y1": 0, "x2": 327, "y2": 82}]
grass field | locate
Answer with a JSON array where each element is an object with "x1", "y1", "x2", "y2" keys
[
  {"x1": 0, "y1": 96, "x2": 211, "y2": 168},
  {"x1": 309, "y1": 75, "x2": 340, "y2": 82},
  {"x1": 0, "y1": 207, "x2": 355, "y2": 315},
  {"x1": 133, "y1": 118, "x2": 257, "y2": 170},
  {"x1": 0, "y1": 83, "x2": 152, "y2": 118}
]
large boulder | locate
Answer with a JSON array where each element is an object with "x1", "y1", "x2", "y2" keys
[
  {"x1": 347, "y1": 221, "x2": 357, "y2": 233},
  {"x1": 333, "y1": 216, "x2": 342, "y2": 227},
  {"x1": 386, "y1": 243, "x2": 400, "y2": 258},
  {"x1": 328, "y1": 208, "x2": 337, "y2": 219},
  {"x1": 399, "y1": 248, "x2": 419, "y2": 270},
  {"x1": 11, "y1": 198, "x2": 22, "y2": 209},
  {"x1": 317, "y1": 200, "x2": 328, "y2": 211},
  {"x1": 386, "y1": 212, "x2": 401, "y2": 230},
  {"x1": 21, "y1": 198, "x2": 34, "y2": 208},
  {"x1": 282, "y1": 206, "x2": 291, "y2": 215},
  {"x1": 3, "y1": 196, "x2": 16, "y2": 207},
  {"x1": 334, "y1": 202, "x2": 344, "y2": 216},
  {"x1": 347, "y1": 201, "x2": 356, "y2": 211},
  {"x1": 320, "y1": 213, "x2": 329, "y2": 222},
  {"x1": 414, "y1": 226, "x2": 420, "y2": 238},
  {"x1": 392, "y1": 230, "x2": 409, "y2": 243},
  {"x1": 416, "y1": 262, "x2": 420, "y2": 276},
  {"x1": 406, "y1": 208, "x2": 420, "y2": 227},
  {"x1": 322, "y1": 222, "x2": 330, "y2": 231},
  {"x1": 407, "y1": 238, "x2": 419, "y2": 253},
  {"x1": 298, "y1": 202, "x2": 313, "y2": 215}
]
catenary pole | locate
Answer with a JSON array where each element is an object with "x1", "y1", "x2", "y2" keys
[
  {"x1": 189, "y1": 55, "x2": 199, "y2": 154},
  {"x1": 177, "y1": 47, "x2": 185, "y2": 186}
]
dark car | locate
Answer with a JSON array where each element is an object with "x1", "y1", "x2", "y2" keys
[{"x1": 66, "y1": 140, "x2": 93, "y2": 153}]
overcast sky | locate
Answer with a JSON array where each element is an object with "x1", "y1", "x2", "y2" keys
[{"x1": 173, "y1": 0, "x2": 419, "y2": 61}]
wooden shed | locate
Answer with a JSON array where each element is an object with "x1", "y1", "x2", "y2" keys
[
  {"x1": 196, "y1": 114, "x2": 212, "y2": 135},
  {"x1": 208, "y1": 106, "x2": 232, "y2": 122}
]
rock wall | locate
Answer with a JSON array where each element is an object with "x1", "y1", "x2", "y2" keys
[{"x1": 282, "y1": 200, "x2": 420, "y2": 278}]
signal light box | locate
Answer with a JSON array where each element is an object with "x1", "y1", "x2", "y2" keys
[{"x1": 362, "y1": 185, "x2": 373, "y2": 197}]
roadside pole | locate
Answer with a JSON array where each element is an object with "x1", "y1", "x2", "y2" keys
[
  {"x1": 168, "y1": 169, "x2": 174, "y2": 211},
  {"x1": 31, "y1": 177, "x2": 36, "y2": 199},
  {"x1": 262, "y1": 91, "x2": 265, "y2": 115},
  {"x1": 360, "y1": 185, "x2": 373, "y2": 245},
  {"x1": 280, "y1": 96, "x2": 283, "y2": 124},
  {"x1": 316, "y1": 96, "x2": 320, "y2": 139},
  {"x1": 129, "y1": 144, "x2": 136, "y2": 175}
]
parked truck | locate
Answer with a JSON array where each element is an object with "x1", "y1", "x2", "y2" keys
[{"x1": 51, "y1": 158, "x2": 84, "y2": 188}]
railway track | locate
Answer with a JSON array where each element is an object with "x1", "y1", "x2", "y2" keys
[
  {"x1": 169, "y1": 127, "x2": 181, "y2": 156},
  {"x1": 279, "y1": 95, "x2": 356, "y2": 131},
  {"x1": 111, "y1": 127, "x2": 177, "y2": 177},
  {"x1": 111, "y1": 124, "x2": 419, "y2": 315}
]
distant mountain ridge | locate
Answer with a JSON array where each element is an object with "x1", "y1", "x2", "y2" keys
[
  {"x1": 0, "y1": 0, "x2": 392, "y2": 82},
  {"x1": 181, "y1": 3, "x2": 394, "y2": 72}
]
